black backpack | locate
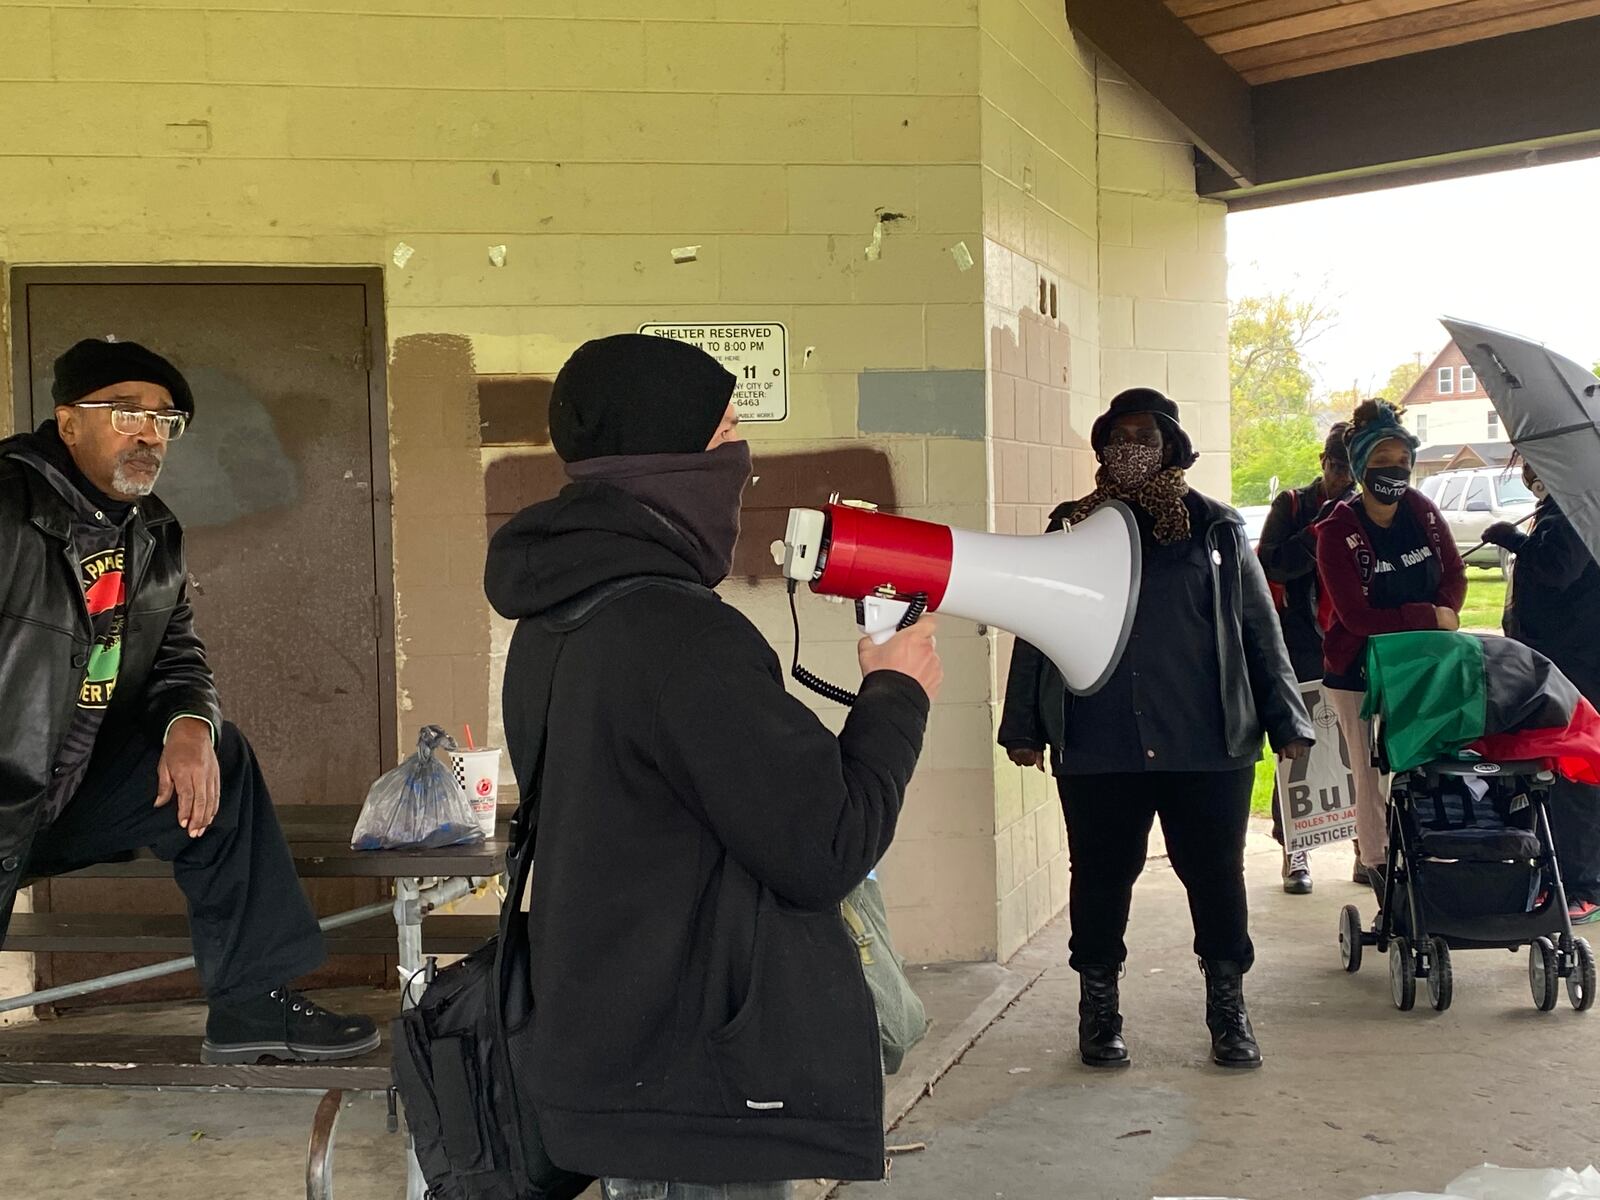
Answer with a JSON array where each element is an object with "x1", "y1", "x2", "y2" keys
[{"x1": 391, "y1": 576, "x2": 706, "y2": 1200}]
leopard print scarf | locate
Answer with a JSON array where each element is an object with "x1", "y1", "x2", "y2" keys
[{"x1": 1065, "y1": 463, "x2": 1192, "y2": 545}]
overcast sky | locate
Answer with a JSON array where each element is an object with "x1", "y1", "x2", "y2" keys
[{"x1": 1227, "y1": 155, "x2": 1600, "y2": 397}]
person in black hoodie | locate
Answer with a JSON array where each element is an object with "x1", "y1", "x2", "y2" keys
[
  {"x1": 0, "y1": 337, "x2": 377, "y2": 1063},
  {"x1": 998, "y1": 388, "x2": 1312, "y2": 1073},
  {"x1": 1486, "y1": 458, "x2": 1600, "y2": 923},
  {"x1": 484, "y1": 333, "x2": 941, "y2": 1197}
]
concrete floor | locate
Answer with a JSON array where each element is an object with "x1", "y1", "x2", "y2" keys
[
  {"x1": 3, "y1": 827, "x2": 1596, "y2": 1200},
  {"x1": 860, "y1": 828, "x2": 1600, "y2": 1200}
]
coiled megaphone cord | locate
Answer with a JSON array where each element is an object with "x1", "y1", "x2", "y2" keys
[{"x1": 787, "y1": 581, "x2": 928, "y2": 708}]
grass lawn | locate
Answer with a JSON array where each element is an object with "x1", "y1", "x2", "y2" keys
[
  {"x1": 1249, "y1": 565, "x2": 1507, "y2": 817},
  {"x1": 1460, "y1": 566, "x2": 1508, "y2": 631},
  {"x1": 1251, "y1": 753, "x2": 1276, "y2": 817}
]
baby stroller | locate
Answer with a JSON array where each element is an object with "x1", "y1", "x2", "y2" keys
[{"x1": 1337, "y1": 632, "x2": 1597, "y2": 1014}]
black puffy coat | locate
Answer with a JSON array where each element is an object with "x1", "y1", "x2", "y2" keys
[
  {"x1": 484, "y1": 480, "x2": 929, "y2": 1184},
  {"x1": 0, "y1": 431, "x2": 220, "y2": 935}
]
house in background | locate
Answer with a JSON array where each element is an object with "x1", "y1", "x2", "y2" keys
[{"x1": 1400, "y1": 341, "x2": 1509, "y2": 476}]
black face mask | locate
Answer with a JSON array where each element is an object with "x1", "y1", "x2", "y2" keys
[
  {"x1": 565, "y1": 442, "x2": 752, "y2": 586},
  {"x1": 1364, "y1": 465, "x2": 1411, "y2": 506}
]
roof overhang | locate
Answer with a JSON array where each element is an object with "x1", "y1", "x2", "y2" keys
[{"x1": 1066, "y1": 1, "x2": 1600, "y2": 209}]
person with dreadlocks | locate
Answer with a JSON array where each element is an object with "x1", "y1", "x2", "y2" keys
[
  {"x1": 1000, "y1": 387, "x2": 1312, "y2": 1073},
  {"x1": 1315, "y1": 399, "x2": 1467, "y2": 903}
]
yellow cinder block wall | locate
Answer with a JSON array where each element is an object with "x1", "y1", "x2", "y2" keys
[{"x1": 0, "y1": 0, "x2": 1228, "y2": 969}]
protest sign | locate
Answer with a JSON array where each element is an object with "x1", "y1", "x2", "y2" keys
[{"x1": 1278, "y1": 682, "x2": 1360, "y2": 853}]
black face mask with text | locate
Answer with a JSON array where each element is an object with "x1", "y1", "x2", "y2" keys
[{"x1": 1364, "y1": 465, "x2": 1411, "y2": 506}]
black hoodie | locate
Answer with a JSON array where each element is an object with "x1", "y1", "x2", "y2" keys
[{"x1": 484, "y1": 481, "x2": 930, "y2": 1185}]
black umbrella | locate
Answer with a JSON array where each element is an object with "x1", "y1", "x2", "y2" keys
[{"x1": 1441, "y1": 317, "x2": 1600, "y2": 567}]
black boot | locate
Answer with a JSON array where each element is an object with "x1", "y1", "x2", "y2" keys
[
  {"x1": 1201, "y1": 960, "x2": 1262, "y2": 1070},
  {"x1": 203, "y1": 987, "x2": 380, "y2": 1064},
  {"x1": 1077, "y1": 964, "x2": 1130, "y2": 1069}
]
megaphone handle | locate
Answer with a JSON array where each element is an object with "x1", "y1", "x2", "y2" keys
[{"x1": 857, "y1": 596, "x2": 914, "y2": 644}]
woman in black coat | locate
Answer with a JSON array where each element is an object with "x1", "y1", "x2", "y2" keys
[
  {"x1": 1485, "y1": 458, "x2": 1600, "y2": 923},
  {"x1": 999, "y1": 388, "x2": 1313, "y2": 1072}
]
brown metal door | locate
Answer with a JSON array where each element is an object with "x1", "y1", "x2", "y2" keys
[{"x1": 15, "y1": 272, "x2": 394, "y2": 1000}]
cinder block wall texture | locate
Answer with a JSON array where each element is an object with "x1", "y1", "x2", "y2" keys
[{"x1": 0, "y1": 0, "x2": 1228, "y2": 970}]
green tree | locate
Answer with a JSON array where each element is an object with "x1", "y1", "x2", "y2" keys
[
  {"x1": 1229, "y1": 293, "x2": 1335, "y2": 506},
  {"x1": 1379, "y1": 360, "x2": 1422, "y2": 405}
]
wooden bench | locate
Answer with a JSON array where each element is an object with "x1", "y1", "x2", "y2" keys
[{"x1": 0, "y1": 803, "x2": 513, "y2": 1200}]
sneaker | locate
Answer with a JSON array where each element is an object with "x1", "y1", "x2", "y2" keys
[
  {"x1": 1282, "y1": 850, "x2": 1313, "y2": 895},
  {"x1": 202, "y1": 987, "x2": 380, "y2": 1064},
  {"x1": 1570, "y1": 900, "x2": 1600, "y2": 925},
  {"x1": 1352, "y1": 848, "x2": 1371, "y2": 887}
]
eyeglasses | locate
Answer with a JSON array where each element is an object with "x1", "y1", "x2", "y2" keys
[{"x1": 72, "y1": 402, "x2": 188, "y2": 441}]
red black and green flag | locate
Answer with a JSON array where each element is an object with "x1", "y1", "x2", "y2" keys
[{"x1": 1363, "y1": 632, "x2": 1600, "y2": 782}]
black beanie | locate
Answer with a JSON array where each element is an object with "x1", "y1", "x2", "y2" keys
[
  {"x1": 549, "y1": 334, "x2": 737, "y2": 464},
  {"x1": 51, "y1": 338, "x2": 195, "y2": 419},
  {"x1": 1089, "y1": 387, "x2": 1198, "y2": 469}
]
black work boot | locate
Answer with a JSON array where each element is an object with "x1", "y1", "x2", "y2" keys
[
  {"x1": 1077, "y1": 963, "x2": 1130, "y2": 1069},
  {"x1": 203, "y1": 987, "x2": 380, "y2": 1064},
  {"x1": 1201, "y1": 960, "x2": 1262, "y2": 1070},
  {"x1": 1281, "y1": 849, "x2": 1313, "y2": 895}
]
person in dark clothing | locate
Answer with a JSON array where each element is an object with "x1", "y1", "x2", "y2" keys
[
  {"x1": 1486, "y1": 459, "x2": 1600, "y2": 923},
  {"x1": 0, "y1": 337, "x2": 376, "y2": 1063},
  {"x1": 1315, "y1": 400, "x2": 1467, "y2": 897},
  {"x1": 1257, "y1": 424, "x2": 1354, "y2": 893},
  {"x1": 998, "y1": 387, "x2": 1313, "y2": 1073},
  {"x1": 484, "y1": 333, "x2": 942, "y2": 1197}
]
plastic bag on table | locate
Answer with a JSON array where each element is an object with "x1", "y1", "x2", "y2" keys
[{"x1": 351, "y1": 725, "x2": 485, "y2": 850}]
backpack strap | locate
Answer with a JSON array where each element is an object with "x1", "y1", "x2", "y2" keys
[
  {"x1": 503, "y1": 574, "x2": 710, "y2": 864},
  {"x1": 498, "y1": 574, "x2": 712, "y2": 1017}
]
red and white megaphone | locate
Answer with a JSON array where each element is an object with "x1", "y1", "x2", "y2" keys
[{"x1": 780, "y1": 499, "x2": 1142, "y2": 696}]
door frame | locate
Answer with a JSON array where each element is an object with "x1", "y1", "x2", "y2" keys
[{"x1": 7, "y1": 265, "x2": 399, "y2": 772}]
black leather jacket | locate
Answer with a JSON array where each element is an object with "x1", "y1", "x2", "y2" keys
[
  {"x1": 999, "y1": 490, "x2": 1313, "y2": 771},
  {"x1": 0, "y1": 438, "x2": 220, "y2": 926}
]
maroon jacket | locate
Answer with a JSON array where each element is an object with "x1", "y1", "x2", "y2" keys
[{"x1": 1314, "y1": 490, "x2": 1467, "y2": 687}]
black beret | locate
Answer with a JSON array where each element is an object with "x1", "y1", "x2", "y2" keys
[{"x1": 51, "y1": 338, "x2": 194, "y2": 419}]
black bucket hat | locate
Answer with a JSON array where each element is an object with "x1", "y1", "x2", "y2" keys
[{"x1": 1089, "y1": 387, "x2": 1197, "y2": 469}]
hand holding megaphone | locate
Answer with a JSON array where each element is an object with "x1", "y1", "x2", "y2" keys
[
  {"x1": 778, "y1": 497, "x2": 1142, "y2": 702},
  {"x1": 858, "y1": 616, "x2": 943, "y2": 702}
]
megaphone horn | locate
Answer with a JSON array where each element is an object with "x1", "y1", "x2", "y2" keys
[{"x1": 780, "y1": 500, "x2": 1142, "y2": 697}]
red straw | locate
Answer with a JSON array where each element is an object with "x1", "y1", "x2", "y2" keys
[{"x1": 463, "y1": 724, "x2": 475, "y2": 750}]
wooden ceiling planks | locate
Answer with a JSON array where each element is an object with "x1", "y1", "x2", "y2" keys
[{"x1": 1162, "y1": 0, "x2": 1600, "y2": 81}]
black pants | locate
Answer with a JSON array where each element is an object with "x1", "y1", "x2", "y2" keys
[
  {"x1": 24, "y1": 722, "x2": 325, "y2": 1003},
  {"x1": 1058, "y1": 767, "x2": 1255, "y2": 972},
  {"x1": 1551, "y1": 778, "x2": 1600, "y2": 905}
]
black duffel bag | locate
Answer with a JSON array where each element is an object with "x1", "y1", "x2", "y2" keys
[{"x1": 390, "y1": 820, "x2": 592, "y2": 1200}]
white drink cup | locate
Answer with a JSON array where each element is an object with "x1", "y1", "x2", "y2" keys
[{"x1": 449, "y1": 748, "x2": 502, "y2": 838}]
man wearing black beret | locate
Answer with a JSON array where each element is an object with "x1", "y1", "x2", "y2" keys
[{"x1": 0, "y1": 337, "x2": 377, "y2": 1063}]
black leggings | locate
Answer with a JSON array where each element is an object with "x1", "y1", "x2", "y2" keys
[{"x1": 1058, "y1": 767, "x2": 1255, "y2": 972}]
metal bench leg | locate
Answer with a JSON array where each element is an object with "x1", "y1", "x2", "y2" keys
[{"x1": 306, "y1": 1089, "x2": 343, "y2": 1200}]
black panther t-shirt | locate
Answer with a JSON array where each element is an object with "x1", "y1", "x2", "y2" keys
[{"x1": 1324, "y1": 501, "x2": 1442, "y2": 690}]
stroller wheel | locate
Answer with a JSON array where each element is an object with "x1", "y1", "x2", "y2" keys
[
  {"x1": 1427, "y1": 938, "x2": 1453, "y2": 1012},
  {"x1": 1530, "y1": 937, "x2": 1560, "y2": 1012},
  {"x1": 1569, "y1": 938, "x2": 1596, "y2": 1012},
  {"x1": 1389, "y1": 937, "x2": 1417, "y2": 1011},
  {"x1": 1339, "y1": 904, "x2": 1364, "y2": 974}
]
